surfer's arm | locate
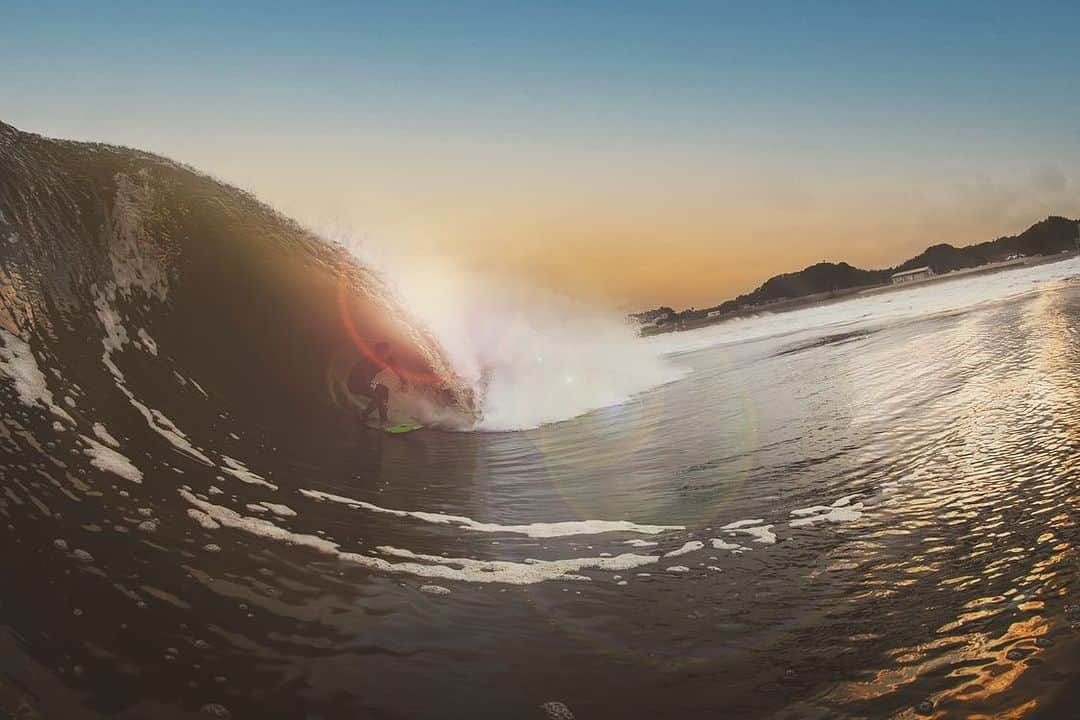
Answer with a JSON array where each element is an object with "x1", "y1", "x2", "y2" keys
[{"x1": 388, "y1": 356, "x2": 408, "y2": 391}]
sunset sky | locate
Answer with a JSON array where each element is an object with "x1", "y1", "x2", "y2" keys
[{"x1": 3, "y1": 1, "x2": 1079, "y2": 309}]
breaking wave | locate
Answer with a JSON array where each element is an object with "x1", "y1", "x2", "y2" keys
[
  {"x1": 332, "y1": 238, "x2": 687, "y2": 430},
  {"x1": 0, "y1": 120, "x2": 687, "y2": 433},
  {"x1": 0, "y1": 121, "x2": 479, "y2": 436}
]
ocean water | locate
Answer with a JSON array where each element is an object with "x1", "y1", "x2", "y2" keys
[{"x1": 1, "y1": 126, "x2": 1078, "y2": 719}]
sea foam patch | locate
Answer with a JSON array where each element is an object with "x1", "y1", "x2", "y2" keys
[
  {"x1": 181, "y1": 490, "x2": 664, "y2": 585},
  {"x1": 710, "y1": 538, "x2": 746, "y2": 552},
  {"x1": 0, "y1": 329, "x2": 75, "y2": 424},
  {"x1": 79, "y1": 435, "x2": 143, "y2": 483},
  {"x1": 720, "y1": 519, "x2": 777, "y2": 544},
  {"x1": 92, "y1": 422, "x2": 120, "y2": 448},
  {"x1": 790, "y1": 496, "x2": 865, "y2": 527},
  {"x1": 664, "y1": 540, "x2": 704, "y2": 557},
  {"x1": 221, "y1": 455, "x2": 277, "y2": 490},
  {"x1": 300, "y1": 489, "x2": 682, "y2": 538}
]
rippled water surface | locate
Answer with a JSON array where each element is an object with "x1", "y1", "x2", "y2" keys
[{"x1": 2, "y1": 266, "x2": 1079, "y2": 719}]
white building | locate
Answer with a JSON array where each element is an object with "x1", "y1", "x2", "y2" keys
[{"x1": 890, "y1": 266, "x2": 934, "y2": 285}]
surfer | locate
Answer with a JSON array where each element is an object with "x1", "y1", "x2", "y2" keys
[{"x1": 348, "y1": 341, "x2": 407, "y2": 427}]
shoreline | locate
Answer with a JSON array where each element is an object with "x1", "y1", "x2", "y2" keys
[{"x1": 642, "y1": 250, "x2": 1080, "y2": 336}]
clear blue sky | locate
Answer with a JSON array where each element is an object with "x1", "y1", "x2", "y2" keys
[{"x1": 3, "y1": 1, "x2": 1079, "y2": 306}]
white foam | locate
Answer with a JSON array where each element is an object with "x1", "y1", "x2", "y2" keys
[
  {"x1": 722, "y1": 519, "x2": 765, "y2": 530},
  {"x1": 136, "y1": 328, "x2": 158, "y2": 356},
  {"x1": 666, "y1": 565, "x2": 690, "y2": 573},
  {"x1": 623, "y1": 539, "x2": 659, "y2": 548},
  {"x1": 721, "y1": 519, "x2": 777, "y2": 544},
  {"x1": 180, "y1": 490, "x2": 663, "y2": 585},
  {"x1": 300, "y1": 489, "x2": 682, "y2": 538},
  {"x1": 94, "y1": 287, "x2": 130, "y2": 353},
  {"x1": 79, "y1": 435, "x2": 143, "y2": 483},
  {"x1": 789, "y1": 497, "x2": 865, "y2": 527},
  {"x1": 180, "y1": 489, "x2": 339, "y2": 552},
  {"x1": 187, "y1": 508, "x2": 221, "y2": 530},
  {"x1": 92, "y1": 422, "x2": 120, "y2": 448},
  {"x1": 663, "y1": 540, "x2": 704, "y2": 558},
  {"x1": 709, "y1": 538, "x2": 747, "y2": 552},
  {"x1": 374, "y1": 545, "x2": 662, "y2": 584},
  {"x1": 260, "y1": 502, "x2": 297, "y2": 518},
  {"x1": 0, "y1": 330, "x2": 75, "y2": 424},
  {"x1": 146, "y1": 406, "x2": 212, "y2": 465},
  {"x1": 221, "y1": 455, "x2": 277, "y2": 490}
]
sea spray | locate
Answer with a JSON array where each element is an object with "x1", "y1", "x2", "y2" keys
[{"x1": 333, "y1": 235, "x2": 686, "y2": 431}]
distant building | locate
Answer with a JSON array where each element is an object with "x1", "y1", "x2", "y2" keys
[
  {"x1": 631, "y1": 307, "x2": 675, "y2": 325},
  {"x1": 890, "y1": 266, "x2": 934, "y2": 285}
]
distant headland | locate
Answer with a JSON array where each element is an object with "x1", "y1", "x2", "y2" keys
[{"x1": 633, "y1": 216, "x2": 1080, "y2": 334}]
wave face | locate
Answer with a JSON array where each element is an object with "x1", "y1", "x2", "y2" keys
[{"x1": 0, "y1": 121, "x2": 478, "y2": 437}]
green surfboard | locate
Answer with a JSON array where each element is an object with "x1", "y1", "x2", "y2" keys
[{"x1": 371, "y1": 421, "x2": 424, "y2": 434}]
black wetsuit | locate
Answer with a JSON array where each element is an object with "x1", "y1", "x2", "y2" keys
[
  {"x1": 347, "y1": 356, "x2": 382, "y2": 398},
  {"x1": 348, "y1": 354, "x2": 395, "y2": 424}
]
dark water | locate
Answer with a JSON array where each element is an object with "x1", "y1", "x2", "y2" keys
[{"x1": 2, "y1": 123, "x2": 1079, "y2": 719}]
